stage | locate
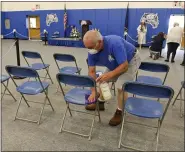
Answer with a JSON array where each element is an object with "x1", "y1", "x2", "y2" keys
[{"x1": 48, "y1": 37, "x2": 84, "y2": 48}]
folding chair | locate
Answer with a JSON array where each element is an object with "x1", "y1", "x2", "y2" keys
[
  {"x1": 56, "y1": 73, "x2": 101, "y2": 140},
  {"x1": 86, "y1": 58, "x2": 116, "y2": 96},
  {"x1": 136, "y1": 62, "x2": 170, "y2": 85},
  {"x1": 5, "y1": 65, "x2": 54, "y2": 125},
  {"x1": 53, "y1": 53, "x2": 81, "y2": 75},
  {"x1": 1, "y1": 74, "x2": 16, "y2": 102},
  {"x1": 22, "y1": 51, "x2": 53, "y2": 84},
  {"x1": 118, "y1": 81, "x2": 174, "y2": 151},
  {"x1": 172, "y1": 81, "x2": 185, "y2": 117}
]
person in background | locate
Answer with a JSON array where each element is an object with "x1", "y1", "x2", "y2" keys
[
  {"x1": 165, "y1": 22, "x2": 183, "y2": 63},
  {"x1": 137, "y1": 21, "x2": 147, "y2": 50},
  {"x1": 83, "y1": 30, "x2": 141, "y2": 126},
  {"x1": 180, "y1": 53, "x2": 185, "y2": 66},
  {"x1": 149, "y1": 32, "x2": 166, "y2": 59}
]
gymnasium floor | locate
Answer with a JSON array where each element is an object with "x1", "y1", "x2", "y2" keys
[{"x1": 1, "y1": 39, "x2": 184, "y2": 151}]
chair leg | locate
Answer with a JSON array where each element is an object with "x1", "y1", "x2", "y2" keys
[
  {"x1": 45, "y1": 67, "x2": 54, "y2": 84},
  {"x1": 37, "y1": 97, "x2": 47, "y2": 125},
  {"x1": 1, "y1": 82, "x2": 8, "y2": 101},
  {"x1": 88, "y1": 104, "x2": 97, "y2": 141},
  {"x1": 155, "y1": 120, "x2": 161, "y2": 151},
  {"x1": 118, "y1": 111, "x2": 126, "y2": 148},
  {"x1": 2, "y1": 82, "x2": 16, "y2": 102},
  {"x1": 45, "y1": 89, "x2": 54, "y2": 111},
  {"x1": 96, "y1": 102, "x2": 101, "y2": 122},
  {"x1": 14, "y1": 96, "x2": 23, "y2": 120},
  {"x1": 59, "y1": 106, "x2": 68, "y2": 133},
  {"x1": 172, "y1": 87, "x2": 182, "y2": 106},
  {"x1": 67, "y1": 104, "x2": 72, "y2": 117},
  {"x1": 179, "y1": 91, "x2": 184, "y2": 117}
]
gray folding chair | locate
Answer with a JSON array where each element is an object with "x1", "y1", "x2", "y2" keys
[
  {"x1": 172, "y1": 81, "x2": 184, "y2": 117},
  {"x1": 56, "y1": 73, "x2": 101, "y2": 140},
  {"x1": 22, "y1": 51, "x2": 54, "y2": 84},
  {"x1": 119, "y1": 82, "x2": 174, "y2": 151},
  {"x1": 6, "y1": 65, "x2": 54, "y2": 125}
]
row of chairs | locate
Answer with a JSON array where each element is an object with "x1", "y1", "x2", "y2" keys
[{"x1": 1, "y1": 51, "x2": 184, "y2": 151}]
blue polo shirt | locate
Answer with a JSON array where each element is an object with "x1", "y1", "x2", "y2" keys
[{"x1": 88, "y1": 35, "x2": 136, "y2": 71}]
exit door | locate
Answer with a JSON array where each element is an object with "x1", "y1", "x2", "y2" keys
[{"x1": 28, "y1": 16, "x2": 40, "y2": 39}]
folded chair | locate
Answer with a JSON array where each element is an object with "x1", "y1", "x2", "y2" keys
[
  {"x1": 56, "y1": 73, "x2": 101, "y2": 140},
  {"x1": 1, "y1": 74, "x2": 16, "y2": 102},
  {"x1": 22, "y1": 51, "x2": 53, "y2": 84},
  {"x1": 136, "y1": 62, "x2": 170, "y2": 85},
  {"x1": 172, "y1": 81, "x2": 185, "y2": 117},
  {"x1": 6, "y1": 65, "x2": 54, "y2": 125},
  {"x1": 118, "y1": 81, "x2": 174, "y2": 151}
]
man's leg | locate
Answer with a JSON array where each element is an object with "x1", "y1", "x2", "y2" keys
[
  {"x1": 109, "y1": 51, "x2": 141, "y2": 126},
  {"x1": 109, "y1": 89, "x2": 127, "y2": 126},
  {"x1": 165, "y1": 43, "x2": 172, "y2": 62},
  {"x1": 171, "y1": 43, "x2": 179, "y2": 63}
]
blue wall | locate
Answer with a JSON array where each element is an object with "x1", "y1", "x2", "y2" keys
[{"x1": 1, "y1": 8, "x2": 184, "y2": 46}]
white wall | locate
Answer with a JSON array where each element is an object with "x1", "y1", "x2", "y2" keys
[{"x1": 2, "y1": 1, "x2": 184, "y2": 11}]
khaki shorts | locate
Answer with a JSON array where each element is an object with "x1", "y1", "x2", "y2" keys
[{"x1": 104, "y1": 50, "x2": 141, "y2": 89}]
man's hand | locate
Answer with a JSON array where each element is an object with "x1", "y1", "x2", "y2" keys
[
  {"x1": 96, "y1": 72, "x2": 113, "y2": 83},
  {"x1": 88, "y1": 91, "x2": 96, "y2": 102}
]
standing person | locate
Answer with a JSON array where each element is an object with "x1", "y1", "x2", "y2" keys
[
  {"x1": 165, "y1": 22, "x2": 183, "y2": 63},
  {"x1": 149, "y1": 32, "x2": 166, "y2": 59},
  {"x1": 83, "y1": 30, "x2": 141, "y2": 126},
  {"x1": 180, "y1": 53, "x2": 185, "y2": 66},
  {"x1": 137, "y1": 21, "x2": 147, "y2": 50}
]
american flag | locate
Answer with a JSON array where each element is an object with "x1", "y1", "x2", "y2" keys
[{"x1": 64, "y1": 3, "x2": 67, "y2": 37}]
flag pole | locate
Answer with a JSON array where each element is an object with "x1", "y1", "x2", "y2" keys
[{"x1": 124, "y1": 2, "x2": 129, "y2": 40}]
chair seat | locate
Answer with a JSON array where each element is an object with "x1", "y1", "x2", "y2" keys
[
  {"x1": 125, "y1": 97, "x2": 163, "y2": 118},
  {"x1": 59, "y1": 66, "x2": 81, "y2": 74},
  {"x1": 1, "y1": 75, "x2": 10, "y2": 83},
  {"x1": 17, "y1": 81, "x2": 49, "y2": 95},
  {"x1": 30, "y1": 63, "x2": 50, "y2": 70},
  {"x1": 64, "y1": 88, "x2": 95, "y2": 105},
  {"x1": 137, "y1": 76, "x2": 163, "y2": 85}
]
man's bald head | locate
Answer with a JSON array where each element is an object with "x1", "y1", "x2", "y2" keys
[{"x1": 83, "y1": 30, "x2": 103, "y2": 49}]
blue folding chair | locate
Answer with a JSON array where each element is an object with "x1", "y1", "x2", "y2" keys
[
  {"x1": 1, "y1": 74, "x2": 16, "y2": 102},
  {"x1": 53, "y1": 53, "x2": 81, "y2": 75},
  {"x1": 6, "y1": 65, "x2": 54, "y2": 125},
  {"x1": 86, "y1": 58, "x2": 116, "y2": 96},
  {"x1": 172, "y1": 81, "x2": 184, "y2": 117},
  {"x1": 56, "y1": 73, "x2": 101, "y2": 140},
  {"x1": 118, "y1": 81, "x2": 174, "y2": 151},
  {"x1": 22, "y1": 51, "x2": 53, "y2": 84},
  {"x1": 136, "y1": 62, "x2": 170, "y2": 85}
]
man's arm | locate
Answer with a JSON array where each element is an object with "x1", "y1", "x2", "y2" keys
[{"x1": 88, "y1": 66, "x2": 96, "y2": 92}]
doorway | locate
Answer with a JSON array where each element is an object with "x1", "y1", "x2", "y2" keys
[
  {"x1": 168, "y1": 15, "x2": 184, "y2": 50},
  {"x1": 28, "y1": 16, "x2": 41, "y2": 39}
]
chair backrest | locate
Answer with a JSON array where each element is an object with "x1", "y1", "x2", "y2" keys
[
  {"x1": 6, "y1": 65, "x2": 39, "y2": 78},
  {"x1": 56, "y1": 73, "x2": 95, "y2": 88},
  {"x1": 139, "y1": 62, "x2": 170, "y2": 73},
  {"x1": 22, "y1": 51, "x2": 41, "y2": 59},
  {"x1": 53, "y1": 53, "x2": 76, "y2": 62},
  {"x1": 122, "y1": 81, "x2": 174, "y2": 99}
]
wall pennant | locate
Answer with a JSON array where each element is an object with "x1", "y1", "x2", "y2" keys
[
  {"x1": 140, "y1": 13, "x2": 159, "y2": 29},
  {"x1": 46, "y1": 13, "x2": 58, "y2": 26}
]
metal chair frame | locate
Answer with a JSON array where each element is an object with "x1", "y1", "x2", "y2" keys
[
  {"x1": 172, "y1": 81, "x2": 184, "y2": 117},
  {"x1": 136, "y1": 62, "x2": 170, "y2": 85},
  {"x1": 22, "y1": 51, "x2": 54, "y2": 84},
  {"x1": 54, "y1": 53, "x2": 81, "y2": 92},
  {"x1": 118, "y1": 82, "x2": 174, "y2": 151},
  {"x1": 6, "y1": 66, "x2": 54, "y2": 125},
  {"x1": 1, "y1": 75, "x2": 16, "y2": 102},
  {"x1": 56, "y1": 73, "x2": 101, "y2": 140}
]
